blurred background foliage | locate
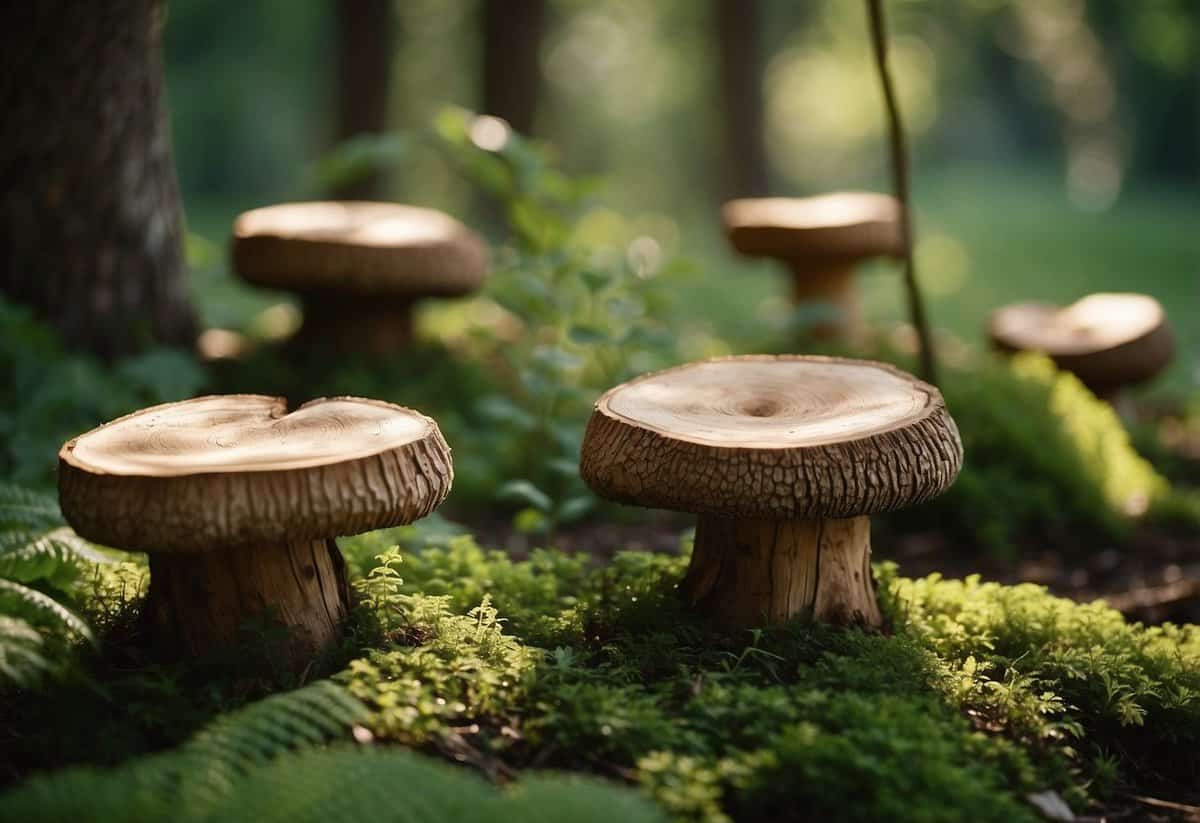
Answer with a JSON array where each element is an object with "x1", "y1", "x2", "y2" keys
[{"x1": 168, "y1": 0, "x2": 1198, "y2": 391}]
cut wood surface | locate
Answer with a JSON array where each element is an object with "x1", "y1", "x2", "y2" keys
[
  {"x1": 989, "y1": 293, "x2": 1175, "y2": 393},
  {"x1": 582, "y1": 356, "x2": 963, "y2": 629},
  {"x1": 59, "y1": 395, "x2": 453, "y2": 553},
  {"x1": 232, "y1": 201, "x2": 488, "y2": 297},
  {"x1": 721, "y1": 192, "x2": 903, "y2": 262},
  {"x1": 582, "y1": 355, "x2": 962, "y2": 520},
  {"x1": 989, "y1": 293, "x2": 1167, "y2": 355}
]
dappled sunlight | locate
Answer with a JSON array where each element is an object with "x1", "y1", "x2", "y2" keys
[
  {"x1": 766, "y1": 35, "x2": 937, "y2": 188},
  {"x1": 915, "y1": 232, "x2": 969, "y2": 298},
  {"x1": 247, "y1": 302, "x2": 301, "y2": 342},
  {"x1": 468, "y1": 114, "x2": 511, "y2": 153},
  {"x1": 1001, "y1": 0, "x2": 1125, "y2": 211},
  {"x1": 4, "y1": 2, "x2": 1199, "y2": 819}
]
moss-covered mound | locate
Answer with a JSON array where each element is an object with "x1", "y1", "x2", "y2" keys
[{"x1": 3, "y1": 531, "x2": 1199, "y2": 822}]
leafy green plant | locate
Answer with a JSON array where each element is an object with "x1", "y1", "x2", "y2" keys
[
  {"x1": 5, "y1": 532, "x2": 1200, "y2": 820},
  {"x1": 0, "y1": 484, "x2": 100, "y2": 687},
  {"x1": 882, "y1": 352, "x2": 1172, "y2": 552},
  {"x1": 0, "y1": 296, "x2": 207, "y2": 487},
  {"x1": 312, "y1": 107, "x2": 689, "y2": 522},
  {"x1": 0, "y1": 678, "x2": 665, "y2": 823},
  {"x1": 338, "y1": 591, "x2": 538, "y2": 746},
  {"x1": 368, "y1": 536, "x2": 1200, "y2": 819}
]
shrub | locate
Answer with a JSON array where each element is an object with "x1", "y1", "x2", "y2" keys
[
  {"x1": 882, "y1": 352, "x2": 1171, "y2": 553},
  {"x1": 0, "y1": 296, "x2": 206, "y2": 488}
]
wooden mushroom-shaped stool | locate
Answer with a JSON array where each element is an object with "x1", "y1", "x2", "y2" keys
[
  {"x1": 721, "y1": 192, "x2": 904, "y2": 340},
  {"x1": 59, "y1": 395, "x2": 452, "y2": 665},
  {"x1": 232, "y1": 202, "x2": 489, "y2": 354},
  {"x1": 988, "y1": 293, "x2": 1175, "y2": 406},
  {"x1": 580, "y1": 355, "x2": 962, "y2": 629}
]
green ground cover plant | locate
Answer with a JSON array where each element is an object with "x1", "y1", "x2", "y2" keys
[
  {"x1": 883, "y1": 351, "x2": 1181, "y2": 552},
  {"x1": 3, "y1": 529, "x2": 1197, "y2": 821}
]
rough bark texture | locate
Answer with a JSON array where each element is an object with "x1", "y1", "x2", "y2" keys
[
  {"x1": 59, "y1": 395, "x2": 454, "y2": 553},
  {"x1": 331, "y1": 0, "x2": 394, "y2": 200},
  {"x1": 988, "y1": 295, "x2": 1175, "y2": 396},
  {"x1": 146, "y1": 537, "x2": 350, "y2": 664},
  {"x1": 231, "y1": 202, "x2": 489, "y2": 298},
  {"x1": 0, "y1": 0, "x2": 198, "y2": 358},
  {"x1": 581, "y1": 355, "x2": 963, "y2": 521},
  {"x1": 683, "y1": 514, "x2": 881, "y2": 629},
  {"x1": 294, "y1": 293, "x2": 414, "y2": 355},
  {"x1": 721, "y1": 193, "x2": 903, "y2": 261},
  {"x1": 482, "y1": 0, "x2": 546, "y2": 136},
  {"x1": 714, "y1": 0, "x2": 768, "y2": 200}
]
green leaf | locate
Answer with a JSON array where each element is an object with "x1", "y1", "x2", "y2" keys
[
  {"x1": 569, "y1": 325, "x2": 610, "y2": 346},
  {"x1": 0, "y1": 579, "x2": 93, "y2": 644},
  {"x1": 513, "y1": 507, "x2": 551, "y2": 535},
  {"x1": 497, "y1": 480, "x2": 553, "y2": 512},
  {"x1": 476, "y1": 396, "x2": 537, "y2": 432},
  {"x1": 580, "y1": 269, "x2": 612, "y2": 292},
  {"x1": 556, "y1": 497, "x2": 595, "y2": 525}
]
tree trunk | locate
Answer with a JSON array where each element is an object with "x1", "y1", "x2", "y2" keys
[
  {"x1": 146, "y1": 538, "x2": 350, "y2": 667},
  {"x1": 0, "y1": 0, "x2": 198, "y2": 359},
  {"x1": 715, "y1": 0, "x2": 769, "y2": 200},
  {"x1": 332, "y1": 0, "x2": 394, "y2": 200},
  {"x1": 681, "y1": 514, "x2": 883, "y2": 629},
  {"x1": 482, "y1": 0, "x2": 546, "y2": 136}
]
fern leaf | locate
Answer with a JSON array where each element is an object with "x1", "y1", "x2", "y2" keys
[
  {"x1": 0, "y1": 615, "x2": 52, "y2": 688},
  {"x1": 0, "y1": 680, "x2": 372, "y2": 821},
  {"x1": 0, "y1": 578, "x2": 93, "y2": 644},
  {"x1": 0, "y1": 527, "x2": 110, "y2": 583},
  {"x1": 0, "y1": 690, "x2": 667, "y2": 823},
  {"x1": 0, "y1": 484, "x2": 63, "y2": 530}
]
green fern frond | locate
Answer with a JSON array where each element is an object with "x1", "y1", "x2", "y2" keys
[
  {"x1": 0, "y1": 681, "x2": 665, "y2": 823},
  {"x1": 0, "y1": 578, "x2": 93, "y2": 643},
  {"x1": 0, "y1": 615, "x2": 52, "y2": 689},
  {"x1": 0, "y1": 526, "x2": 110, "y2": 583},
  {"x1": 505, "y1": 773, "x2": 671, "y2": 823},
  {"x1": 0, "y1": 483, "x2": 64, "y2": 530},
  {"x1": 0, "y1": 680, "x2": 369, "y2": 820},
  {"x1": 198, "y1": 748, "x2": 667, "y2": 823}
]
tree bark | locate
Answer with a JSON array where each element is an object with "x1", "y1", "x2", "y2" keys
[
  {"x1": 681, "y1": 514, "x2": 883, "y2": 629},
  {"x1": 331, "y1": 0, "x2": 394, "y2": 200},
  {"x1": 146, "y1": 538, "x2": 350, "y2": 666},
  {"x1": 0, "y1": 0, "x2": 198, "y2": 359},
  {"x1": 715, "y1": 0, "x2": 769, "y2": 199},
  {"x1": 482, "y1": 0, "x2": 546, "y2": 136}
]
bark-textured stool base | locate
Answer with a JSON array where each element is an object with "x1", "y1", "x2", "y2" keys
[
  {"x1": 787, "y1": 261, "x2": 861, "y2": 341},
  {"x1": 146, "y1": 538, "x2": 350, "y2": 664},
  {"x1": 297, "y1": 293, "x2": 414, "y2": 355},
  {"x1": 682, "y1": 514, "x2": 882, "y2": 629}
]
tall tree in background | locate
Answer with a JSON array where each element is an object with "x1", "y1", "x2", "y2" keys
[
  {"x1": 715, "y1": 0, "x2": 769, "y2": 199},
  {"x1": 332, "y1": 0, "x2": 394, "y2": 200},
  {"x1": 0, "y1": 0, "x2": 197, "y2": 359},
  {"x1": 482, "y1": 0, "x2": 546, "y2": 135}
]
